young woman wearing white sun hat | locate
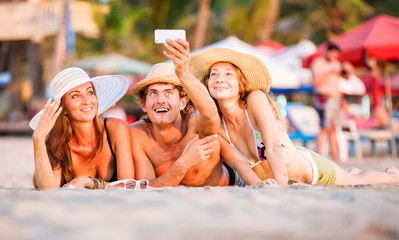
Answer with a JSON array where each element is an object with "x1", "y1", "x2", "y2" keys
[{"x1": 30, "y1": 67, "x2": 134, "y2": 190}]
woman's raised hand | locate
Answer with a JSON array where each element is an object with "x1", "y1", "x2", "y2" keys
[
  {"x1": 33, "y1": 98, "x2": 63, "y2": 139},
  {"x1": 162, "y1": 38, "x2": 190, "y2": 77}
]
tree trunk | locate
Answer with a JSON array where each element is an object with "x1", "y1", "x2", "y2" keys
[
  {"x1": 256, "y1": 0, "x2": 280, "y2": 42},
  {"x1": 49, "y1": 0, "x2": 70, "y2": 81},
  {"x1": 0, "y1": 42, "x2": 9, "y2": 71},
  {"x1": 29, "y1": 41, "x2": 44, "y2": 98},
  {"x1": 8, "y1": 41, "x2": 25, "y2": 121},
  {"x1": 192, "y1": 0, "x2": 210, "y2": 50}
]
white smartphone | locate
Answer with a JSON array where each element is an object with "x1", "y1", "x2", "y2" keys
[{"x1": 154, "y1": 29, "x2": 186, "y2": 44}]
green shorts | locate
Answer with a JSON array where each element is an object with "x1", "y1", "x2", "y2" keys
[{"x1": 297, "y1": 146, "x2": 337, "y2": 185}]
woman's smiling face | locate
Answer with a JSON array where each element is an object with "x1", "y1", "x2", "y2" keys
[
  {"x1": 207, "y1": 62, "x2": 240, "y2": 101},
  {"x1": 63, "y1": 82, "x2": 98, "y2": 122}
]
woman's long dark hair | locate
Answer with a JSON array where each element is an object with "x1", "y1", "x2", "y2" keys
[{"x1": 45, "y1": 84, "x2": 104, "y2": 185}]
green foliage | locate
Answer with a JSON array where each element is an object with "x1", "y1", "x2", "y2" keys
[
  {"x1": 75, "y1": 0, "x2": 399, "y2": 62},
  {"x1": 364, "y1": 0, "x2": 399, "y2": 17},
  {"x1": 276, "y1": 0, "x2": 376, "y2": 44}
]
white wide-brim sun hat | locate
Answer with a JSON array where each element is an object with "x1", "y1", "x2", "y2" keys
[{"x1": 29, "y1": 67, "x2": 129, "y2": 130}]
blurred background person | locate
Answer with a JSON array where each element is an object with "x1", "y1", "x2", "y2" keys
[{"x1": 311, "y1": 43, "x2": 342, "y2": 163}]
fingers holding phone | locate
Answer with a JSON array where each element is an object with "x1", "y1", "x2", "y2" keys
[
  {"x1": 155, "y1": 29, "x2": 185, "y2": 44},
  {"x1": 163, "y1": 39, "x2": 190, "y2": 76},
  {"x1": 164, "y1": 39, "x2": 189, "y2": 59},
  {"x1": 155, "y1": 29, "x2": 190, "y2": 76},
  {"x1": 164, "y1": 39, "x2": 190, "y2": 68}
]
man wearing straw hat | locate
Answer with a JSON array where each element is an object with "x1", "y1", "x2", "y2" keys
[{"x1": 130, "y1": 39, "x2": 246, "y2": 187}]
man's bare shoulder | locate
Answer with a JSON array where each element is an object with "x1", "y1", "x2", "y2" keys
[{"x1": 129, "y1": 120, "x2": 151, "y2": 137}]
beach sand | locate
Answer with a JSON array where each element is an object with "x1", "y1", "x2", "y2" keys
[{"x1": 1, "y1": 136, "x2": 399, "y2": 240}]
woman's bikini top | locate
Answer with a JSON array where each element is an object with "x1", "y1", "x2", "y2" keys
[
  {"x1": 222, "y1": 109, "x2": 285, "y2": 166},
  {"x1": 104, "y1": 118, "x2": 117, "y2": 182}
]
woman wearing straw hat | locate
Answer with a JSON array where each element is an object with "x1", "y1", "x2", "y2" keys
[
  {"x1": 30, "y1": 67, "x2": 134, "y2": 190},
  {"x1": 188, "y1": 48, "x2": 399, "y2": 186}
]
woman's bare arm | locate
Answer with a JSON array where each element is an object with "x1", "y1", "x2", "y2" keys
[
  {"x1": 106, "y1": 118, "x2": 135, "y2": 180},
  {"x1": 219, "y1": 136, "x2": 262, "y2": 185},
  {"x1": 246, "y1": 91, "x2": 288, "y2": 185},
  {"x1": 32, "y1": 99, "x2": 63, "y2": 190},
  {"x1": 163, "y1": 39, "x2": 220, "y2": 137}
]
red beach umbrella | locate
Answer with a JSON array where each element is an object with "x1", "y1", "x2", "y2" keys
[
  {"x1": 303, "y1": 14, "x2": 399, "y2": 67},
  {"x1": 334, "y1": 14, "x2": 399, "y2": 65}
]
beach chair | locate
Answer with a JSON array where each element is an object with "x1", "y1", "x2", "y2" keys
[
  {"x1": 340, "y1": 119, "x2": 363, "y2": 161},
  {"x1": 286, "y1": 103, "x2": 319, "y2": 147},
  {"x1": 359, "y1": 128, "x2": 396, "y2": 157},
  {"x1": 342, "y1": 118, "x2": 397, "y2": 157}
]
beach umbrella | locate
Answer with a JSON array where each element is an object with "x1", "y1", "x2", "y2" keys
[
  {"x1": 332, "y1": 14, "x2": 399, "y2": 119},
  {"x1": 303, "y1": 14, "x2": 399, "y2": 66},
  {"x1": 272, "y1": 40, "x2": 318, "y2": 87},
  {"x1": 253, "y1": 40, "x2": 285, "y2": 55},
  {"x1": 273, "y1": 39, "x2": 317, "y2": 69},
  {"x1": 334, "y1": 14, "x2": 399, "y2": 65},
  {"x1": 72, "y1": 53, "x2": 152, "y2": 76}
]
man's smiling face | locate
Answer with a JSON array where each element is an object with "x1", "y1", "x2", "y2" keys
[{"x1": 141, "y1": 83, "x2": 187, "y2": 125}]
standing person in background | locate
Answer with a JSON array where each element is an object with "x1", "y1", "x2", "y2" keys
[{"x1": 311, "y1": 43, "x2": 343, "y2": 163}]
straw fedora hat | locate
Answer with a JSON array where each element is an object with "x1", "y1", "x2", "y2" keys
[
  {"x1": 29, "y1": 67, "x2": 129, "y2": 130},
  {"x1": 188, "y1": 48, "x2": 271, "y2": 93},
  {"x1": 132, "y1": 63, "x2": 181, "y2": 98}
]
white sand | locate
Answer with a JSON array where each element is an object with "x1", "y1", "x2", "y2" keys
[{"x1": 1, "y1": 136, "x2": 399, "y2": 240}]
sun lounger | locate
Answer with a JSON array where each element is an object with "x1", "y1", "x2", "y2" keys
[{"x1": 286, "y1": 103, "x2": 320, "y2": 147}]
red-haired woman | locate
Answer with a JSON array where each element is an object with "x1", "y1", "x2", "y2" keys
[{"x1": 189, "y1": 48, "x2": 399, "y2": 186}]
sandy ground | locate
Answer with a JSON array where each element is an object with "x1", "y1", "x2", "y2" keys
[{"x1": 1, "y1": 136, "x2": 399, "y2": 240}]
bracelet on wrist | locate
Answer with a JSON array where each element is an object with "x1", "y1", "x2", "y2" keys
[
  {"x1": 96, "y1": 177, "x2": 105, "y2": 189},
  {"x1": 88, "y1": 176, "x2": 99, "y2": 189}
]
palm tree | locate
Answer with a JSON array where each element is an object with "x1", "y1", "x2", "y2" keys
[
  {"x1": 254, "y1": 0, "x2": 280, "y2": 43},
  {"x1": 275, "y1": 0, "x2": 374, "y2": 44},
  {"x1": 192, "y1": 0, "x2": 211, "y2": 50}
]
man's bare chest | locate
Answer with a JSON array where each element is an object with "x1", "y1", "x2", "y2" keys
[{"x1": 146, "y1": 142, "x2": 185, "y2": 169}]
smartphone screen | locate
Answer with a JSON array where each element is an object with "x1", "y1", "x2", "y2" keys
[{"x1": 154, "y1": 29, "x2": 186, "y2": 44}]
